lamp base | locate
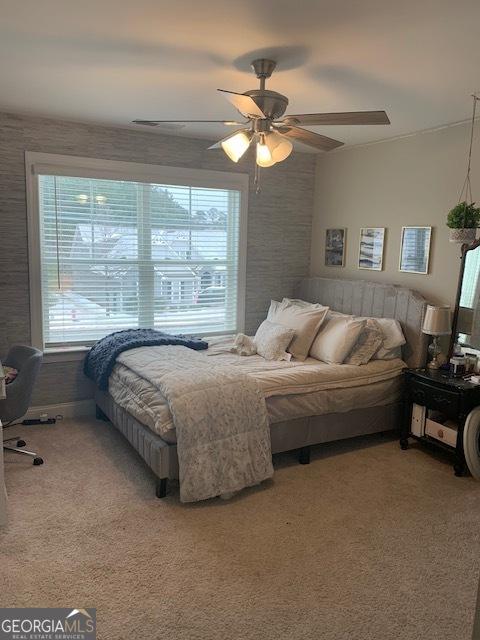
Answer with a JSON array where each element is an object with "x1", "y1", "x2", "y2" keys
[
  {"x1": 427, "y1": 335, "x2": 446, "y2": 370},
  {"x1": 427, "y1": 357, "x2": 441, "y2": 370}
]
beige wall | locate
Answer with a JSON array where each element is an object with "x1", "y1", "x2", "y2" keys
[
  {"x1": 311, "y1": 121, "x2": 480, "y2": 306},
  {"x1": 0, "y1": 111, "x2": 316, "y2": 406}
]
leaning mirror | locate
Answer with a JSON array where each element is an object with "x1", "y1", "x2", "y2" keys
[{"x1": 451, "y1": 241, "x2": 480, "y2": 354}]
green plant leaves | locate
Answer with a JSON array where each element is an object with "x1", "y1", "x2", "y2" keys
[{"x1": 446, "y1": 201, "x2": 480, "y2": 228}]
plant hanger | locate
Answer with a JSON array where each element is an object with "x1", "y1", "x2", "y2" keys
[
  {"x1": 459, "y1": 94, "x2": 479, "y2": 220},
  {"x1": 447, "y1": 94, "x2": 480, "y2": 244}
]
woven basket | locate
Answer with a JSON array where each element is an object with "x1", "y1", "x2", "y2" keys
[{"x1": 449, "y1": 228, "x2": 477, "y2": 244}]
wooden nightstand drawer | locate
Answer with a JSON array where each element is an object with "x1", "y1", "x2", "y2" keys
[
  {"x1": 409, "y1": 380, "x2": 459, "y2": 418},
  {"x1": 425, "y1": 418, "x2": 458, "y2": 447}
]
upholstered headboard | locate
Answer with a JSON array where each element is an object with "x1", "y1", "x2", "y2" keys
[{"x1": 295, "y1": 277, "x2": 429, "y2": 368}]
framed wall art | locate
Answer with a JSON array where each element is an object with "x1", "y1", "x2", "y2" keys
[
  {"x1": 325, "y1": 228, "x2": 346, "y2": 267},
  {"x1": 399, "y1": 226, "x2": 432, "y2": 274},
  {"x1": 358, "y1": 227, "x2": 385, "y2": 271}
]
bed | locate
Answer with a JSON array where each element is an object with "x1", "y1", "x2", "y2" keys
[{"x1": 94, "y1": 277, "x2": 428, "y2": 498}]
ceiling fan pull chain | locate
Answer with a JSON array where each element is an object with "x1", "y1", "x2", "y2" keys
[{"x1": 254, "y1": 163, "x2": 261, "y2": 194}]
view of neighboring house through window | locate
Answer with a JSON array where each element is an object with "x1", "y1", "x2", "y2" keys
[{"x1": 37, "y1": 174, "x2": 242, "y2": 347}]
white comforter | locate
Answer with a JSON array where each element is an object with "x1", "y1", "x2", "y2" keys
[
  {"x1": 111, "y1": 344, "x2": 273, "y2": 503},
  {"x1": 110, "y1": 337, "x2": 406, "y2": 441}
]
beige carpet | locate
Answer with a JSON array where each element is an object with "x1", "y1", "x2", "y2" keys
[{"x1": 2, "y1": 417, "x2": 480, "y2": 640}]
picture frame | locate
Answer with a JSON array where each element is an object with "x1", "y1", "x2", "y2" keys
[
  {"x1": 358, "y1": 227, "x2": 385, "y2": 271},
  {"x1": 399, "y1": 226, "x2": 432, "y2": 274},
  {"x1": 325, "y1": 228, "x2": 346, "y2": 267}
]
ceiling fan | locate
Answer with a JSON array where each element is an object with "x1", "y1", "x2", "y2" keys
[{"x1": 133, "y1": 58, "x2": 390, "y2": 168}]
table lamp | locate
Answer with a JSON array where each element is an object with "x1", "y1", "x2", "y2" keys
[{"x1": 422, "y1": 305, "x2": 452, "y2": 369}]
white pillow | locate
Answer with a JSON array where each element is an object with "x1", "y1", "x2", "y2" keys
[
  {"x1": 267, "y1": 300, "x2": 329, "y2": 361},
  {"x1": 282, "y1": 297, "x2": 326, "y2": 310},
  {"x1": 309, "y1": 315, "x2": 366, "y2": 364},
  {"x1": 283, "y1": 300, "x2": 406, "y2": 362},
  {"x1": 327, "y1": 313, "x2": 405, "y2": 361},
  {"x1": 254, "y1": 320, "x2": 295, "y2": 361},
  {"x1": 371, "y1": 318, "x2": 405, "y2": 360}
]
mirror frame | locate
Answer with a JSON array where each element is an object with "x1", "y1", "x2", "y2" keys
[{"x1": 449, "y1": 238, "x2": 480, "y2": 359}]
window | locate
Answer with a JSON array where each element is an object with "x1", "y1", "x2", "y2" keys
[{"x1": 26, "y1": 153, "x2": 248, "y2": 349}]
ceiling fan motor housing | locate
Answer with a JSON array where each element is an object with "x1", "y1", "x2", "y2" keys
[
  {"x1": 251, "y1": 58, "x2": 277, "y2": 78},
  {"x1": 244, "y1": 89, "x2": 289, "y2": 120}
]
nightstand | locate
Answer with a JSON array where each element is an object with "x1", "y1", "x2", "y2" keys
[{"x1": 402, "y1": 368, "x2": 480, "y2": 476}]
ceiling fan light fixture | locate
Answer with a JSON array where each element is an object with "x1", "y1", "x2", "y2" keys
[
  {"x1": 265, "y1": 131, "x2": 293, "y2": 162},
  {"x1": 256, "y1": 139, "x2": 276, "y2": 167},
  {"x1": 221, "y1": 130, "x2": 252, "y2": 162}
]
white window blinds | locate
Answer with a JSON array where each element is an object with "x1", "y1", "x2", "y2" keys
[{"x1": 37, "y1": 173, "x2": 244, "y2": 347}]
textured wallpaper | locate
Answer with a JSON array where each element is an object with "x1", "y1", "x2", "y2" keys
[{"x1": 0, "y1": 111, "x2": 315, "y2": 405}]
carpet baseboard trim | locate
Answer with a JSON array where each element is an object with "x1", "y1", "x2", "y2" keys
[{"x1": 25, "y1": 399, "x2": 95, "y2": 421}]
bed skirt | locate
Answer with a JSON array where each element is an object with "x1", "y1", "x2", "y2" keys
[{"x1": 95, "y1": 389, "x2": 402, "y2": 485}]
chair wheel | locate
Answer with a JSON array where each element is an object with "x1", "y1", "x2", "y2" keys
[
  {"x1": 33, "y1": 457, "x2": 44, "y2": 466},
  {"x1": 17, "y1": 439, "x2": 26, "y2": 447}
]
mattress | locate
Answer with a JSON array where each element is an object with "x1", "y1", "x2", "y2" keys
[{"x1": 108, "y1": 336, "x2": 406, "y2": 443}]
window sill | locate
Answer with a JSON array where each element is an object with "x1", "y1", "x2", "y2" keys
[{"x1": 43, "y1": 347, "x2": 89, "y2": 363}]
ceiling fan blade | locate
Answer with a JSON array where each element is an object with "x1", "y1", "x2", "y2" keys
[
  {"x1": 217, "y1": 89, "x2": 266, "y2": 119},
  {"x1": 132, "y1": 119, "x2": 244, "y2": 126},
  {"x1": 281, "y1": 111, "x2": 390, "y2": 126},
  {"x1": 277, "y1": 126, "x2": 343, "y2": 152}
]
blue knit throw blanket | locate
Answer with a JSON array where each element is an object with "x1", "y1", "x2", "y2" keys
[{"x1": 84, "y1": 328, "x2": 208, "y2": 390}]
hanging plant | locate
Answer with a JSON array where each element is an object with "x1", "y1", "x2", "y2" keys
[
  {"x1": 447, "y1": 201, "x2": 480, "y2": 244},
  {"x1": 448, "y1": 95, "x2": 480, "y2": 244}
]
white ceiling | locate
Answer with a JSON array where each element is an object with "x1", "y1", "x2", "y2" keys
[{"x1": 1, "y1": 0, "x2": 480, "y2": 151}]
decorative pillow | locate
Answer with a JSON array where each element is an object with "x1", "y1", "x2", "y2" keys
[
  {"x1": 254, "y1": 319, "x2": 295, "y2": 361},
  {"x1": 309, "y1": 315, "x2": 366, "y2": 364},
  {"x1": 267, "y1": 300, "x2": 329, "y2": 361},
  {"x1": 344, "y1": 318, "x2": 384, "y2": 365}
]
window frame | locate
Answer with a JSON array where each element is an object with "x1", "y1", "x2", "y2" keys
[{"x1": 26, "y1": 151, "x2": 248, "y2": 353}]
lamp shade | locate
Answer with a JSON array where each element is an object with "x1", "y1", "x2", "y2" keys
[
  {"x1": 221, "y1": 130, "x2": 252, "y2": 162},
  {"x1": 265, "y1": 131, "x2": 293, "y2": 162},
  {"x1": 256, "y1": 138, "x2": 276, "y2": 167},
  {"x1": 422, "y1": 304, "x2": 452, "y2": 336}
]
